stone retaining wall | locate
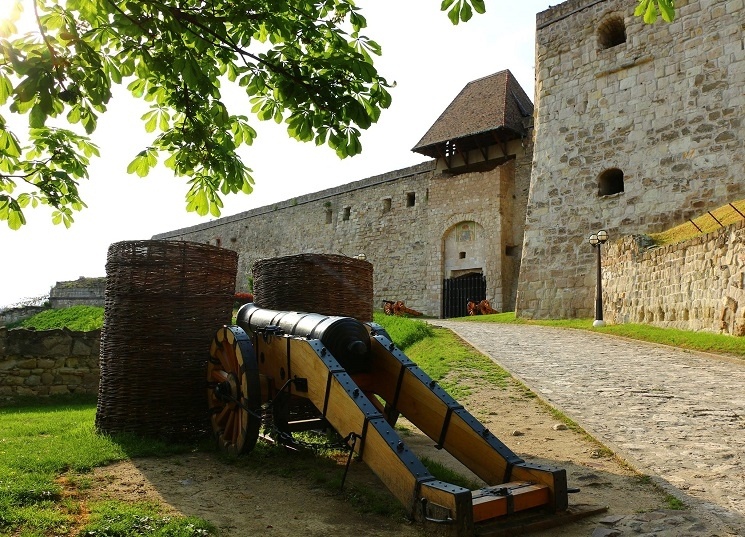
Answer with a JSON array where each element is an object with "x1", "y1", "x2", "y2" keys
[
  {"x1": 603, "y1": 220, "x2": 745, "y2": 335},
  {"x1": 0, "y1": 327, "x2": 100, "y2": 397},
  {"x1": 0, "y1": 306, "x2": 47, "y2": 327}
]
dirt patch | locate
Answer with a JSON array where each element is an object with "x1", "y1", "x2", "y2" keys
[{"x1": 84, "y1": 376, "x2": 670, "y2": 537}]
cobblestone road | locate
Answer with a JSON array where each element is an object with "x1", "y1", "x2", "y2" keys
[{"x1": 433, "y1": 320, "x2": 745, "y2": 536}]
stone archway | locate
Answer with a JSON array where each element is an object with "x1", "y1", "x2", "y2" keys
[
  {"x1": 443, "y1": 221, "x2": 487, "y2": 277},
  {"x1": 441, "y1": 221, "x2": 488, "y2": 317}
]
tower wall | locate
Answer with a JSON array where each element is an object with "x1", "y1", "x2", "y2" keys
[{"x1": 517, "y1": 0, "x2": 745, "y2": 318}]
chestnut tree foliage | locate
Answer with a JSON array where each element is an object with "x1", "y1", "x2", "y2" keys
[{"x1": 0, "y1": 0, "x2": 671, "y2": 229}]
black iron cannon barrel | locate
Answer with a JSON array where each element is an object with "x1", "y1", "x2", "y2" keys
[{"x1": 236, "y1": 303, "x2": 372, "y2": 373}]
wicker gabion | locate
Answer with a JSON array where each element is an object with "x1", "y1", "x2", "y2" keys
[
  {"x1": 95, "y1": 240, "x2": 238, "y2": 440},
  {"x1": 252, "y1": 253, "x2": 373, "y2": 322}
]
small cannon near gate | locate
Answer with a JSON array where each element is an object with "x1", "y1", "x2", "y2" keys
[
  {"x1": 382, "y1": 299, "x2": 423, "y2": 317},
  {"x1": 467, "y1": 299, "x2": 499, "y2": 316},
  {"x1": 207, "y1": 304, "x2": 582, "y2": 535}
]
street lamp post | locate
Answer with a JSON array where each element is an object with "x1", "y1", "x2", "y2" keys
[{"x1": 588, "y1": 230, "x2": 609, "y2": 327}]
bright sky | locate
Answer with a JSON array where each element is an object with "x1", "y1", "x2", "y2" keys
[{"x1": 0, "y1": 0, "x2": 553, "y2": 308}]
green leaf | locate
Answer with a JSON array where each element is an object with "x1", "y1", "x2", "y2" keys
[
  {"x1": 127, "y1": 150, "x2": 156, "y2": 177},
  {"x1": 159, "y1": 111, "x2": 170, "y2": 131},
  {"x1": 658, "y1": 0, "x2": 675, "y2": 22},
  {"x1": 634, "y1": 0, "x2": 650, "y2": 17},
  {"x1": 0, "y1": 129, "x2": 21, "y2": 157},
  {"x1": 0, "y1": 74, "x2": 13, "y2": 106},
  {"x1": 143, "y1": 110, "x2": 158, "y2": 133},
  {"x1": 186, "y1": 189, "x2": 209, "y2": 216},
  {"x1": 644, "y1": 0, "x2": 658, "y2": 23},
  {"x1": 209, "y1": 199, "x2": 221, "y2": 217},
  {"x1": 8, "y1": 208, "x2": 24, "y2": 229},
  {"x1": 447, "y1": 1, "x2": 462, "y2": 25},
  {"x1": 348, "y1": 134, "x2": 362, "y2": 157},
  {"x1": 460, "y1": 2, "x2": 473, "y2": 22},
  {"x1": 470, "y1": 0, "x2": 486, "y2": 14},
  {"x1": 29, "y1": 103, "x2": 47, "y2": 128},
  {"x1": 67, "y1": 105, "x2": 81, "y2": 123}
]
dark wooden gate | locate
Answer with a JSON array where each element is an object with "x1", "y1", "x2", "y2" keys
[{"x1": 442, "y1": 273, "x2": 486, "y2": 318}]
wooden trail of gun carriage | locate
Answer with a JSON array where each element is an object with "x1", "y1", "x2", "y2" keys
[
  {"x1": 207, "y1": 303, "x2": 603, "y2": 535},
  {"x1": 97, "y1": 245, "x2": 602, "y2": 537}
]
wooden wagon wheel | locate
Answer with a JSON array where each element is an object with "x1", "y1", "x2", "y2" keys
[{"x1": 207, "y1": 325, "x2": 261, "y2": 455}]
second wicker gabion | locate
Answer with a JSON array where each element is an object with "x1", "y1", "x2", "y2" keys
[
  {"x1": 252, "y1": 253, "x2": 373, "y2": 322},
  {"x1": 96, "y1": 240, "x2": 238, "y2": 440}
]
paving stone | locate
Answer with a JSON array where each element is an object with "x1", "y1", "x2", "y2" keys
[{"x1": 434, "y1": 321, "x2": 745, "y2": 536}]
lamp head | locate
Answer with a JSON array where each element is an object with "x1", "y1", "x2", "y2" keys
[
  {"x1": 589, "y1": 233, "x2": 598, "y2": 246},
  {"x1": 597, "y1": 230, "x2": 609, "y2": 243}
]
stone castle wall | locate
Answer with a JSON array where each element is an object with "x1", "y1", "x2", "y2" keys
[
  {"x1": 155, "y1": 137, "x2": 533, "y2": 317},
  {"x1": 516, "y1": 0, "x2": 745, "y2": 319},
  {"x1": 602, "y1": 220, "x2": 745, "y2": 334},
  {"x1": 0, "y1": 306, "x2": 47, "y2": 327},
  {"x1": 0, "y1": 328, "x2": 100, "y2": 397},
  {"x1": 49, "y1": 277, "x2": 106, "y2": 309}
]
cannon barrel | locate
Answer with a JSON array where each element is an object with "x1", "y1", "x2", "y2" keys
[{"x1": 236, "y1": 303, "x2": 371, "y2": 373}]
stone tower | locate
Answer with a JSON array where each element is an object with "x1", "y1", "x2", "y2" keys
[{"x1": 516, "y1": 0, "x2": 745, "y2": 319}]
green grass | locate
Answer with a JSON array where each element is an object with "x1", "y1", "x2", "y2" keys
[
  {"x1": 419, "y1": 457, "x2": 482, "y2": 491},
  {"x1": 10, "y1": 305, "x2": 104, "y2": 331},
  {"x1": 0, "y1": 395, "x2": 211, "y2": 537},
  {"x1": 372, "y1": 312, "x2": 434, "y2": 349},
  {"x1": 456, "y1": 312, "x2": 745, "y2": 358},
  {"x1": 81, "y1": 501, "x2": 214, "y2": 537},
  {"x1": 664, "y1": 494, "x2": 686, "y2": 510},
  {"x1": 374, "y1": 313, "x2": 511, "y2": 399}
]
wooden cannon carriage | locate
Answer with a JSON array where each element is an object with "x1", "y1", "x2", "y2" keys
[{"x1": 207, "y1": 304, "x2": 588, "y2": 535}]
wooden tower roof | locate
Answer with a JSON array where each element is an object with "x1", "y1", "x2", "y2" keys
[{"x1": 411, "y1": 70, "x2": 533, "y2": 160}]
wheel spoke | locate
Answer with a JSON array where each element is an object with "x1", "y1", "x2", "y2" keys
[
  {"x1": 207, "y1": 325, "x2": 261, "y2": 455},
  {"x1": 216, "y1": 404, "x2": 231, "y2": 427},
  {"x1": 215, "y1": 348, "x2": 232, "y2": 373},
  {"x1": 210, "y1": 370, "x2": 229, "y2": 383}
]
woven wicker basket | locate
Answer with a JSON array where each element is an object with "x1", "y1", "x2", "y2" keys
[
  {"x1": 253, "y1": 253, "x2": 373, "y2": 321},
  {"x1": 96, "y1": 240, "x2": 237, "y2": 440}
]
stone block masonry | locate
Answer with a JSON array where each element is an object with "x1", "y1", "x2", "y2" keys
[
  {"x1": 49, "y1": 277, "x2": 106, "y2": 309},
  {"x1": 154, "y1": 142, "x2": 533, "y2": 317},
  {"x1": 0, "y1": 328, "x2": 100, "y2": 397},
  {"x1": 0, "y1": 306, "x2": 47, "y2": 326},
  {"x1": 517, "y1": 0, "x2": 745, "y2": 319},
  {"x1": 602, "y1": 219, "x2": 745, "y2": 334}
]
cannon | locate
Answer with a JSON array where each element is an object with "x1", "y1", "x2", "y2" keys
[
  {"x1": 382, "y1": 299, "x2": 424, "y2": 317},
  {"x1": 467, "y1": 299, "x2": 499, "y2": 316},
  {"x1": 207, "y1": 304, "x2": 589, "y2": 535}
]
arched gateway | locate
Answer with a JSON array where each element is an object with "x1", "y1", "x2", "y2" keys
[{"x1": 442, "y1": 221, "x2": 487, "y2": 317}]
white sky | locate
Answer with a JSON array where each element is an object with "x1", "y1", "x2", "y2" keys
[{"x1": 0, "y1": 0, "x2": 553, "y2": 307}]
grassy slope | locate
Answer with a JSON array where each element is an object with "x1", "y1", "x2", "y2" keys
[
  {"x1": 8, "y1": 306, "x2": 104, "y2": 331},
  {"x1": 457, "y1": 312, "x2": 745, "y2": 358},
  {"x1": 650, "y1": 198, "x2": 745, "y2": 246}
]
